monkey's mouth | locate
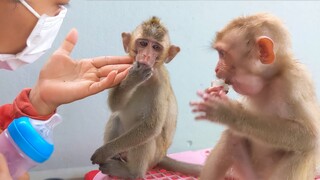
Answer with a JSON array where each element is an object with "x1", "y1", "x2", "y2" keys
[{"x1": 225, "y1": 79, "x2": 231, "y2": 85}]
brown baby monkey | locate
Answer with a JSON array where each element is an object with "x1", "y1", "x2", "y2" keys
[
  {"x1": 191, "y1": 13, "x2": 320, "y2": 180},
  {"x1": 91, "y1": 16, "x2": 202, "y2": 179}
]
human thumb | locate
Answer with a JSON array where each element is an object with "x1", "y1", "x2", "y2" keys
[{"x1": 58, "y1": 28, "x2": 78, "y2": 55}]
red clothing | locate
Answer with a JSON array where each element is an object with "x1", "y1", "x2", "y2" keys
[{"x1": 0, "y1": 88, "x2": 54, "y2": 131}]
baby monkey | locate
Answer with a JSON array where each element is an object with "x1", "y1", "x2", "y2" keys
[
  {"x1": 191, "y1": 13, "x2": 320, "y2": 180},
  {"x1": 91, "y1": 16, "x2": 202, "y2": 179}
]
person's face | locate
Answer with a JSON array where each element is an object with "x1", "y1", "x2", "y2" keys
[{"x1": 0, "y1": 0, "x2": 70, "y2": 54}]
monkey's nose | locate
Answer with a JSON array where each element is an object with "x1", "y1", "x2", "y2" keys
[
  {"x1": 215, "y1": 67, "x2": 219, "y2": 73},
  {"x1": 137, "y1": 61, "x2": 148, "y2": 68}
]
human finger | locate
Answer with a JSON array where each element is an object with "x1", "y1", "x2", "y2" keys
[
  {"x1": 89, "y1": 70, "x2": 118, "y2": 93},
  {"x1": 111, "y1": 67, "x2": 131, "y2": 86},
  {"x1": 98, "y1": 64, "x2": 132, "y2": 77},
  {"x1": 0, "y1": 154, "x2": 10, "y2": 177},
  {"x1": 91, "y1": 56, "x2": 133, "y2": 68},
  {"x1": 56, "y1": 28, "x2": 78, "y2": 55}
]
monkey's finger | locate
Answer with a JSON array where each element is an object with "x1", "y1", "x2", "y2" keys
[
  {"x1": 190, "y1": 101, "x2": 207, "y2": 108},
  {"x1": 56, "y1": 28, "x2": 78, "y2": 56},
  {"x1": 189, "y1": 101, "x2": 200, "y2": 106},
  {"x1": 197, "y1": 91, "x2": 212, "y2": 101},
  {"x1": 92, "y1": 56, "x2": 134, "y2": 68},
  {"x1": 196, "y1": 90, "x2": 207, "y2": 99},
  {"x1": 191, "y1": 103, "x2": 209, "y2": 112},
  {"x1": 205, "y1": 86, "x2": 223, "y2": 94},
  {"x1": 194, "y1": 114, "x2": 209, "y2": 121},
  {"x1": 98, "y1": 64, "x2": 132, "y2": 77},
  {"x1": 219, "y1": 91, "x2": 229, "y2": 100}
]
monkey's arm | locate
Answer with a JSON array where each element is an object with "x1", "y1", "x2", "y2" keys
[
  {"x1": 224, "y1": 102, "x2": 317, "y2": 152},
  {"x1": 91, "y1": 108, "x2": 166, "y2": 164},
  {"x1": 192, "y1": 96, "x2": 317, "y2": 152},
  {"x1": 108, "y1": 62, "x2": 152, "y2": 111}
]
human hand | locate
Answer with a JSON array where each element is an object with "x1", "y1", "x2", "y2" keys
[
  {"x1": 29, "y1": 29, "x2": 133, "y2": 115},
  {"x1": 0, "y1": 154, "x2": 12, "y2": 180}
]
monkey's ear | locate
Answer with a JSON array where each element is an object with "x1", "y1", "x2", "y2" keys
[
  {"x1": 165, "y1": 45, "x2": 180, "y2": 63},
  {"x1": 257, "y1": 36, "x2": 275, "y2": 64},
  {"x1": 121, "y1": 32, "x2": 131, "y2": 53}
]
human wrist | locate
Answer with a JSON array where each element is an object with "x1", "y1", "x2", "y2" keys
[{"x1": 29, "y1": 87, "x2": 56, "y2": 116}]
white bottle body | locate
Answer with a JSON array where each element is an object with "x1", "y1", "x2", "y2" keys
[
  {"x1": 0, "y1": 114, "x2": 61, "y2": 179},
  {"x1": 0, "y1": 129, "x2": 38, "y2": 179}
]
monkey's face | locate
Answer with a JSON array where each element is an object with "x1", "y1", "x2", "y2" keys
[
  {"x1": 214, "y1": 39, "x2": 265, "y2": 96},
  {"x1": 134, "y1": 38, "x2": 164, "y2": 67}
]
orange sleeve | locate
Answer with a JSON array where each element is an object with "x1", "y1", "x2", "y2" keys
[{"x1": 0, "y1": 88, "x2": 55, "y2": 130}]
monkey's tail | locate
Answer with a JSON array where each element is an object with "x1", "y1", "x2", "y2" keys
[{"x1": 157, "y1": 156, "x2": 203, "y2": 177}]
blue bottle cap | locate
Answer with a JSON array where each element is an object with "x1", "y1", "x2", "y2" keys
[{"x1": 8, "y1": 117, "x2": 54, "y2": 163}]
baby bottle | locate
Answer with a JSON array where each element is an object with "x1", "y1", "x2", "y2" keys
[{"x1": 0, "y1": 114, "x2": 62, "y2": 179}]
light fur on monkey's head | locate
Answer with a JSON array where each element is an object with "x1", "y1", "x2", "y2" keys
[
  {"x1": 214, "y1": 13, "x2": 292, "y2": 58},
  {"x1": 131, "y1": 16, "x2": 171, "y2": 49},
  {"x1": 142, "y1": 16, "x2": 168, "y2": 41}
]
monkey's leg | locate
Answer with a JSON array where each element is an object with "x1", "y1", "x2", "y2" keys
[
  {"x1": 201, "y1": 130, "x2": 234, "y2": 180},
  {"x1": 99, "y1": 141, "x2": 156, "y2": 179},
  {"x1": 99, "y1": 159, "x2": 132, "y2": 178},
  {"x1": 271, "y1": 151, "x2": 315, "y2": 180},
  {"x1": 125, "y1": 140, "x2": 157, "y2": 178},
  {"x1": 201, "y1": 130, "x2": 256, "y2": 180},
  {"x1": 231, "y1": 138, "x2": 257, "y2": 180}
]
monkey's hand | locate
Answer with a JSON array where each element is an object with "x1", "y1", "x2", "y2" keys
[
  {"x1": 124, "y1": 61, "x2": 153, "y2": 86},
  {"x1": 91, "y1": 144, "x2": 116, "y2": 165},
  {"x1": 190, "y1": 90, "x2": 236, "y2": 125},
  {"x1": 205, "y1": 86, "x2": 228, "y2": 96}
]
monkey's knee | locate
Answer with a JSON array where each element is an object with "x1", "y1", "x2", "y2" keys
[{"x1": 126, "y1": 153, "x2": 151, "y2": 178}]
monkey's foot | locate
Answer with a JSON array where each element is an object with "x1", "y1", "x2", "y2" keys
[
  {"x1": 111, "y1": 153, "x2": 127, "y2": 163},
  {"x1": 99, "y1": 159, "x2": 138, "y2": 179}
]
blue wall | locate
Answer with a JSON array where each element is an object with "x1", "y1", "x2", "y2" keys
[{"x1": 1, "y1": 1, "x2": 320, "y2": 171}]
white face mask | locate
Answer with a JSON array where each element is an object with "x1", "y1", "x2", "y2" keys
[{"x1": 0, "y1": 0, "x2": 67, "y2": 70}]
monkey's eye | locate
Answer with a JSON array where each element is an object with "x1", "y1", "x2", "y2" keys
[
  {"x1": 138, "y1": 40, "x2": 148, "y2": 47},
  {"x1": 152, "y1": 44, "x2": 162, "y2": 52},
  {"x1": 218, "y1": 50, "x2": 225, "y2": 58}
]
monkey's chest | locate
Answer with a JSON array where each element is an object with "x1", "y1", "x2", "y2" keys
[
  {"x1": 244, "y1": 98, "x2": 290, "y2": 118},
  {"x1": 118, "y1": 92, "x2": 162, "y2": 127}
]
